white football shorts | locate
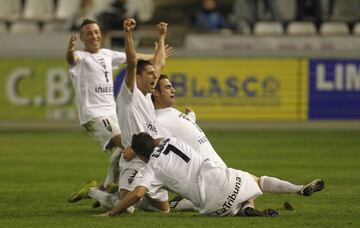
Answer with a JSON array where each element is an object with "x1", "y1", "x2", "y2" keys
[
  {"x1": 118, "y1": 156, "x2": 168, "y2": 202},
  {"x1": 83, "y1": 115, "x2": 121, "y2": 152},
  {"x1": 199, "y1": 163, "x2": 263, "y2": 216}
]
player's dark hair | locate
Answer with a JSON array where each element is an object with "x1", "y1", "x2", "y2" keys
[
  {"x1": 80, "y1": 18, "x2": 98, "y2": 28},
  {"x1": 131, "y1": 132, "x2": 156, "y2": 159},
  {"x1": 151, "y1": 74, "x2": 169, "y2": 102},
  {"x1": 136, "y1": 60, "x2": 153, "y2": 75},
  {"x1": 79, "y1": 19, "x2": 99, "y2": 34},
  {"x1": 155, "y1": 74, "x2": 169, "y2": 92}
]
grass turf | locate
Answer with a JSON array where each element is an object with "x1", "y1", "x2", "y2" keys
[{"x1": 0, "y1": 129, "x2": 359, "y2": 227}]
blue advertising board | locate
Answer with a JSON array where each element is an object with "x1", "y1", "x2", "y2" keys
[{"x1": 309, "y1": 59, "x2": 360, "y2": 119}]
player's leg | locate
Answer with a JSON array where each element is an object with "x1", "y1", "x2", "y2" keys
[
  {"x1": 84, "y1": 116, "x2": 123, "y2": 188},
  {"x1": 88, "y1": 187, "x2": 119, "y2": 209},
  {"x1": 90, "y1": 118, "x2": 122, "y2": 207},
  {"x1": 169, "y1": 196, "x2": 195, "y2": 211},
  {"x1": 103, "y1": 147, "x2": 122, "y2": 187},
  {"x1": 252, "y1": 175, "x2": 324, "y2": 196},
  {"x1": 137, "y1": 196, "x2": 170, "y2": 213}
]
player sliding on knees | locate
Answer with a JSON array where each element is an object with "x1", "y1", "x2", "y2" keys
[{"x1": 90, "y1": 132, "x2": 324, "y2": 217}]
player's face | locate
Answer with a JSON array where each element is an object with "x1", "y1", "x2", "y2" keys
[
  {"x1": 156, "y1": 78, "x2": 176, "y2": 107},
  {"x1": 80, "y1": 23, "x2": 101, "y2": 53},
  {"x1": 137, "y1": 65, "x2": 157, "y2": 94}
]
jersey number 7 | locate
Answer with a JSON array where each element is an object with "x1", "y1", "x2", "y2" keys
[{"x1": 163, "y1": 144, "x2": 190, "y2": 163}]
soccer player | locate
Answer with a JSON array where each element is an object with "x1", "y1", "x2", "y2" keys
[
  {"x1": 152, "y1": 75, "x2": 226, "y2": 168},
  {"x1": 66, "y1": 18, "x2": 156, "y2": 197},
  {"x1": 96, "y1": 132, "x2": 325, "y2": 217},
  {"x1": 86, "y1": 18, "x2": 170, "y2": 212},
  {"x1": 151, "y1": 75, "x2": 231, "y2": 211}
]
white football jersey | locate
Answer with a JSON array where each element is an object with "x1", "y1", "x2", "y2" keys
[
  {"x1": 139, "y1": 137, "x2": 206, "y2": 209},
  {"x1": 155, "y1": 108, "x2": 226, "y2": 168},
  {"x1": 139, "y1": 137, "x2": 259, "y2": 215},
  {"x1": 69, "y1": 49, "x2": 126, "y2": 124},
  {"x1": 116, "y1": 81, "x2": 157, "y2": 164}
]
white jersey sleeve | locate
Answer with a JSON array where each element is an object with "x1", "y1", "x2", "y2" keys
[
  {"x1": 117, "y1": 79, "x2": 133, "y2": 105},
  {"x1": 68, "y1": 50, "x2": 83, "y2": 76},
  {"x1": 102, "y1": 49, "x2": 126, "y2": 69}
]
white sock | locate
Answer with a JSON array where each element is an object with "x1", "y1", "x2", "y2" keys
[
  {"x1": 137, "y1": 198, "x2": 169, "y2": 213},
  {"x1": 259, "y1": 176, "x2": 303, "y2": 194},
  {"x1": 88, "y1": 188, "x2": 118, "y2": 209},
  {"x1": 104, "y1": 149, "x2": 122, "y2": 187},
  {"x1": 173, "y1": 198, "x2": 196, "y2": 211}
]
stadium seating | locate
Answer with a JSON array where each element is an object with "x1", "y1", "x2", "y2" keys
[
  {"x1": 352, "y1": 22, "x2": 360, "y2": 35},
  {"x1": 55, "y1": 0, "x2": 81, "y2": 21},
  {"x1": 42, "y1": 21, "x2": 68, "y2": 33},
  {"x1": 23, "y1": 0, "x2": 55, "y2": 21},
  {"x1": 254, "y1": 21, "x2": 284, "y2": 35},
  {"x1": 93, "y1": 0, "x2": 113, "y2": 15},
  {"x1": 0, "y1": 0, "x2": 22, "y2": 22},
  {"x1": 274, "y1": 0, "x2": 296, "y2": 21},
  {"x1": 0, "y1": 22, "x2": 7, "y2": 33},
  {"x1": 287, "y1": 21, "x2": 317, "y2": 35},
  {"x1": 330, "y1": 0, "x2": 360, "y2": 23},
  {"x1": 320, "y1": 22, "x2": 350, "y2": 35},
  {"x1": 9, "y1": 21, "x2": 40, "y2": 34}
]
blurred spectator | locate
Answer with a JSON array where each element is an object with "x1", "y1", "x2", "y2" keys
[
  {"x1": 68, "y1": 0, "x2": 115, "y2": 31},
  {"x1": 296, "y1": 0, "x2": 322, "y2": 30},
  {"x1": 67, "y1": 0, "x2": 99, "y2": 30},
  {"x1": 125, "y1": 0, "x2": 154, "y2": 23},
  {"x1": 328, "y1": 0, "x2": 335, "y2": 16},
  {"x1": 97, "y1": 0, "x2": 127, "y2": 32},
  {"x1": 194, "y1": 0, "x2": 234, "y2": 32},
  {"x1": 232, "y1": 0, "x2": 283, "y2": 32}
]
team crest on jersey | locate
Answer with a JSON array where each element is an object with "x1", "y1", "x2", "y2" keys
[{"x1": 128, "y1": 170, "x2": 138, "y2": 185}]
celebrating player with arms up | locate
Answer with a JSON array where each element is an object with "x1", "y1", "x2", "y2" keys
[
  {"x1": 66, "y1": 18, "x2": 165, "y2": 200},
  {"x1": 85, "y1": 18, "x2": 170, "y2": 213},
  {"x1": 97, "y1": 132, "x2": 325, "y2": 217}
]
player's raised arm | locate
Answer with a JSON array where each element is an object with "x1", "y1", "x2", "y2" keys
[
  {"x1": 123, "y1": 18, "x2": 137, "y2": 92},
  {"x1": 66, "y1": 34, "x2": 79, "y2": 66},
  {"x1": 153, "y1": 22, "x2": 167, "y2": 84}
]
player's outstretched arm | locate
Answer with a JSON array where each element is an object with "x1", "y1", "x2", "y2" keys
[
  {"x1": 153, "y1": 22, "x2": 168, "y2": 84},
  {"x1": 66, "y1": 34, "x2": 79, "y2": 66},
  {"x1": 95, "y1": 186, "x2": 147, "y2": 217},
  {"x1": 134, "y1": 44, "x2": 173, "y2": 62},
  {"x1": 123, "y1": 18, "x2": 137, "y2": 92}
]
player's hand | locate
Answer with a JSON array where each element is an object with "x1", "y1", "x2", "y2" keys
[
  {"x1": 157, "y1": 21, "x2": 167, "y2": 35},
  {"x1": 165, "y1": 44, "x2": 174, "y2": 58},
  {"x1": 123, "y1": 18, "x2": 136, "y2": 32},
  {"x1": 185, "y1": 106, "x2": 193, "y2": 114},
  {"x1": 123, "y1": 147, "x2": 136, "y2": 161},
  {"x1": 154, "y1": 43, "x2": 173, "y2": 59},
  {"x1": 67, "y1": 34, "x2": 77, "y2": 53}
]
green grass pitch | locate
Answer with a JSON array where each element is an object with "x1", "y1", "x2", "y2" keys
[{"x1": 0, "y1": 129, "x2": 359, "y2": 227}]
